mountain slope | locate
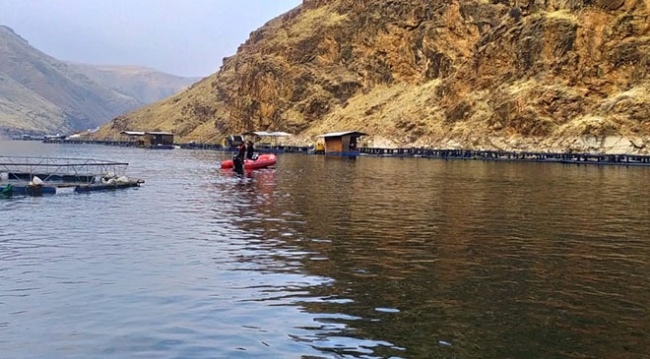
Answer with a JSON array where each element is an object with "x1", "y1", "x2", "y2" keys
[
  {"x1": 68, "y1": 63, "x2": 200, "y2": 104},
  {"x1": 0, "y1": 72, "x2": 69, "y2": 136},
  {"x1": 97, "y1": 0, "x2": 650, "y2": 153},
  {"x1": 0, "y1": 25, "x2": 145, "y2": 133}
]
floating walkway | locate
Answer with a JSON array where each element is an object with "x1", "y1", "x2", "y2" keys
[
  {"x1": 42, "y1": 138, "x2": 313, "y2": 153},
  {"x1": 36, "y1": 138, "x2": 650, "y2": 167},
  {"x1": 0, "y1": 156, "x2": 144, "y2": 197},
  {"x1": 359, "y1": 148, "x2": 650, "y2": 166}
]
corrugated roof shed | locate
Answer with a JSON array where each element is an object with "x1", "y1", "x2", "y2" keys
[
  {"x1": 121, "y1": 131, "x2": 145, "y2": 136},
  {"x1": 145, "y1": 132, "x2": 174, "y2": 136},
  {"x1": 317, "y1": 131, "x2": 368, "y2": 138}
]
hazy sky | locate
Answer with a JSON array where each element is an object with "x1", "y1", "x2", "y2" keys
[{"x1": 0, "y1": 0, "x2": 302, "y2": 77}]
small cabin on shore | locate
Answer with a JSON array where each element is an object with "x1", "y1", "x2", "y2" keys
[
  {"x1": 317, "y1": 131, "x2": 368, "y2": 154},
  {"x1": 121, "y1": 131, "x2": 174, "y2": 148}
]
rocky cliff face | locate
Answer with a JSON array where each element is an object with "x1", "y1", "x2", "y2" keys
[{"x1": 100, "y1": 0, "x2": 650, "y2": 153}]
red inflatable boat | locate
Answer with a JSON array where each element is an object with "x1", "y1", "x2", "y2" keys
[{"x1": 221, "y1": 154, "x2": 277, "y2": 170}]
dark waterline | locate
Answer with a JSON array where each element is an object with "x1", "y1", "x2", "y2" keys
[{"x1": 1, "y1": 141, "x2": 649, "y2": 358}]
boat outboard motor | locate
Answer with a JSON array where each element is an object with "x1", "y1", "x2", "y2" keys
[{"x1": 233, "y1": 155, "x2": 244, "y2": 174}]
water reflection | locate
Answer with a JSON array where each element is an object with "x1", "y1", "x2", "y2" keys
[
  {"x1": 214, "y1": 161, "x2": 409, "y2": 357},
  {"x1": 217, "y1": 155, "x2": 650, "y2": 358},
  {"x1": 2, "y1": 142, "x2": 650, "y2": 358}
]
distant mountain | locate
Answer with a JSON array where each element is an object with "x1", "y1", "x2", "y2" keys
[
  {"x1": 0, "y1": 71, "x2": 69, "y2": 136},
  {"x1": 68, "y1": 63, "x2": 200, "y2": 105},
  {"x1": 0, "y1": 25, "x2": 198, "y2": 137}
]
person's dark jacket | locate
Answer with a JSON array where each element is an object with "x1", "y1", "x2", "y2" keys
[
  {"x1": 236, "y1": 143, "x2": 246, "y2": 160},
  {"x1": 246, "y1": 143, "x2": 255, "y2": 160}
]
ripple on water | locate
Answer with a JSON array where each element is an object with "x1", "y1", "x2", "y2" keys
[
  {"x1": 2, "y1": 144, "x2": 650, "y2": 358},
  {"x1": 374, "y1": 307, "x2": 400, "y2": 314}
]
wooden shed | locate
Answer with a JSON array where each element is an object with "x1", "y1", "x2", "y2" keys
[
  {"x1": 120, "y1": 131, "x2": 174, "y2": 148},
  {"x1": 317, "y1": 131, "x2": 368, "y2": 154},
  {"x1": 120, "y1": 131, "x2": 146, "y2": 146},
  {"x1": 144, "y1": 132, "x2": 174, "y2": 147}
]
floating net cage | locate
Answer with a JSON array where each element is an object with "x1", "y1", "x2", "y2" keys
[{"x1": 0, "y1": 156, "x2": 130, "y2": 184}]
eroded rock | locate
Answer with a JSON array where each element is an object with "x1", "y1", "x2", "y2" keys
[{"x1": 97, "y1": 0, "x2": 650, "y2": 154}]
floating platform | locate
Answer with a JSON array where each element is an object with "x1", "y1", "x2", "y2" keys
[
  {"x1": 74, "y1": 180, "x2": 144, "y2": 193},
  {"x1": 3, "y1": 184, "x2": 57, "y2": 196},
  {"x1": 1, "y1": 156, "x2": 144, "y2": 197}
]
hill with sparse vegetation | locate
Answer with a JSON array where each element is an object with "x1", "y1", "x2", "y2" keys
[
  {"x1": 0, "y1": 25, "x2": 198, "y2": 137},
  {"x1": 97, "y1": 0, "x2": 650, "y2": 154},
  {"x1": 68, "y1": 63, "x2": 199, "y2": 104}
]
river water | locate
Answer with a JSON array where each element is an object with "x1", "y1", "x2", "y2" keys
[{"x1": 1, "y1": 140, "x2": 649, "y2": 358}]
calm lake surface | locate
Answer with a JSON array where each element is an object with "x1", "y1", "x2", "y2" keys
[{"x1": 1, "y1": 140, "x2": 650, "y2": 358}]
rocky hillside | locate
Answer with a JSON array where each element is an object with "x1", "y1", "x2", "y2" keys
[
  {"x1": 98, "y1": 0, "x2": 650, "y2": 153},
  {"x1": 69, "y1": 64, "x2": 200, "y2": 104}
]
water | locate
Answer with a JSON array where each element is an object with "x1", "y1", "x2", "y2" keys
[{"x1": 1, "y1": 141, "x2": 650, "y2": 358}]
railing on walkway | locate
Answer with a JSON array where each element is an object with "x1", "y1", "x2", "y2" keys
[
  {"x1": 38, "y1": 139, "x2": 650, "y2": 166},
  {"x1": 43, "y1": 139, "x2": 312, "y2": 153},
  {"x1": 178, "y1": 143, "x2": 312, "y2": 153},
  {"x1": 359, "y1": 147, "x2": 650, "y2": 165},
  {"x1": 43, "y1": 139, "x2": 139, "y2": 147}
]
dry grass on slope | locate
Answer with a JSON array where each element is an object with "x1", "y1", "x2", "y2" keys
[
  {"x1": 97, "y1": 0, "x2": 650, "y2": 154},
  {"x1": 94, "y1": 77, "x2": 224, "y2": 142}
]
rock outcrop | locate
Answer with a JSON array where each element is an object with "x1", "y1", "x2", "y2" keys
[{"x1": 98, "y1": 0, "x2": 650, "y2": 153}]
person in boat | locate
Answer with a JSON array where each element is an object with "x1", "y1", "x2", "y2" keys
[
  {"x1": 237, "y1": 141, "x2": 246, "y2": 160},
  {"x1": 233, "y1": 142, "x2": 246, "y2": 173},
  {"x1": 246, "y1": 140, "x2": 256, "y2": 160}
]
